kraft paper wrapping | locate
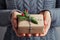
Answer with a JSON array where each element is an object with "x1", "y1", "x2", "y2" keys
[{"x1": 18, "y1": 14, "x2": 44, "y2": 34}]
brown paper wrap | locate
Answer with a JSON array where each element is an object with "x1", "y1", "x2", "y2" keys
[{"x1": 18, "y1": 14, "x2": 44, "y2": 34}]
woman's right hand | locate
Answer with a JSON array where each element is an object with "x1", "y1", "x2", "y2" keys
[
  {"x1": 11, "y1": 11, "x2": 38, "y2": 37},
  {"x1": 11, "y1": 11, "x2": 22, "y2": 37}
]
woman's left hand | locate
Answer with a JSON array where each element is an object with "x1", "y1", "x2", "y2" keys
[
  {"x1": 39, "y1": 11, "x2": 51, "y2": 36},
  {"x1": 27, "y1": 11, "x2": 51, "y2": 37}
]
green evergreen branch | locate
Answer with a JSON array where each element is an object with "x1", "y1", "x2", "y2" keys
[{"x1": 17, "y1": 10, "x2": 38, "y2": 24}]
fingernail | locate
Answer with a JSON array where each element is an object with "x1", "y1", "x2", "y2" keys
[
  {"x1": 33, "y1": 33, "x2": 39, "y2": 37},
  {"x1": 26, "y1": 33, "x2": 31, "y2": 37},
  {"x1": 20, "y1": 33, "x2": 25, "y2": 37},
  {"x1": 22, "y1": 33, "x2": 26, "y2": 36},
  {"x1": 35, "y1": 33, "x2": 39, "y2": 37}
]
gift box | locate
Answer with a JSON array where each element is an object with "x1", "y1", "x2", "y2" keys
[{"x1": 18, "y1": 14, "x2": 44, "y2": 34}]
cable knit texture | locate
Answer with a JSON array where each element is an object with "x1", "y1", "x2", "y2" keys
[{"x1": 16, "y1": 0, "x2": 43, "y2": 13}]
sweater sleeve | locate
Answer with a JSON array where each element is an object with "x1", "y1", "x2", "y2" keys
[
  {"x1": 48, "y1": 9, "x2": 60, "y2": 27},
  {"x1": 0, "y1": 10, "x2": 12, "y2": 26},
  {"x1": 0, "y1": 10, "x2": 21, "y2": 26}
]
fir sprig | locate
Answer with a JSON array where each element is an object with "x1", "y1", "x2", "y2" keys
[{"x1": 17, "y1": 10, "x2": 38, "y2": 24}]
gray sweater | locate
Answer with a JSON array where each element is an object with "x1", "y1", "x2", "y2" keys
[{"x1": 0, "y1": 0, "x2": 60, "y2": 40}]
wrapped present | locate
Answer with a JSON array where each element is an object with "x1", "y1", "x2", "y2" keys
[{"x1": 17, "y1": 14, "x2": 44, "y2": 34}]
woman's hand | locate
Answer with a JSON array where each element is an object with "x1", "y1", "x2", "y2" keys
[
  {"x1": 40, "y1": 11, "x2": 51, "y2": 36},
  {"x1": 11, "y1": 11, "x2": 22, "y2": 37}
]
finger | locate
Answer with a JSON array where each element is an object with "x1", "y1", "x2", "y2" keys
[
  {"x1": 11, "y1": 19, "x2": 17, "y2": 29},
  {"x1": 32, "y1": 33, "x2": 39, "y2": 37},
  {"x1": 16, "y1": 31, "x2": 21, "y2": 37},
  {"x1": 12, "y1": 26, "x2": 21, "y2": 37},
  {"x1": 40, "y1": 33, "x2": 46, "y2": 36},
  {"x1": 35, "y1": 33, "x2": 39, "y2": 37},
  {"x1": 19, "y1": 33, "x2": 26, "y2": 37},
  {"x1": 44, "y1": 20, "x2": 48, "y2": 31},
  {"x1": 44, "y1": 15, "x2": 48, "y2": 28},
  {"x1": 44, "y1": 11, "x2": 51, "y2": 32},
  {"x1": 12, "y1": 12, "x2": 21, "y2": 28},
  {"x1": 44, "y1": 20, "x2": 48, "y2": 26},
  {"x1": 22, "y1": 33, "x2": 26, "y2": 36},
  {"x1": 11, "y1": 19, "x2": 20, "y2": 37},
  {"x1": 11, "y1": 12, "x2": 22, "y2": 37},
  {"x1": 13, "y1": 19, "x2": 17, "y2": 28},
  {"x1": 40, "y1": 11, "x2": 51, "y2": 36},
  {"x1": 28, "y1": 34, "x2": 32, "y2": 37},
  {"x1": 11, "y1": 14, "x2": 17, "y2": 28},
  {"x1": 13, "y1": 12, "x2": 22, "y2": 18},
  {"x1": 26, "y1": 34, "x2": 32, "y2": 37}
]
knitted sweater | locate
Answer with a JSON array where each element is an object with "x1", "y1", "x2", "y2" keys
[{"x1": 4, "y1": 0, "x2": 60, "y2": 40}]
